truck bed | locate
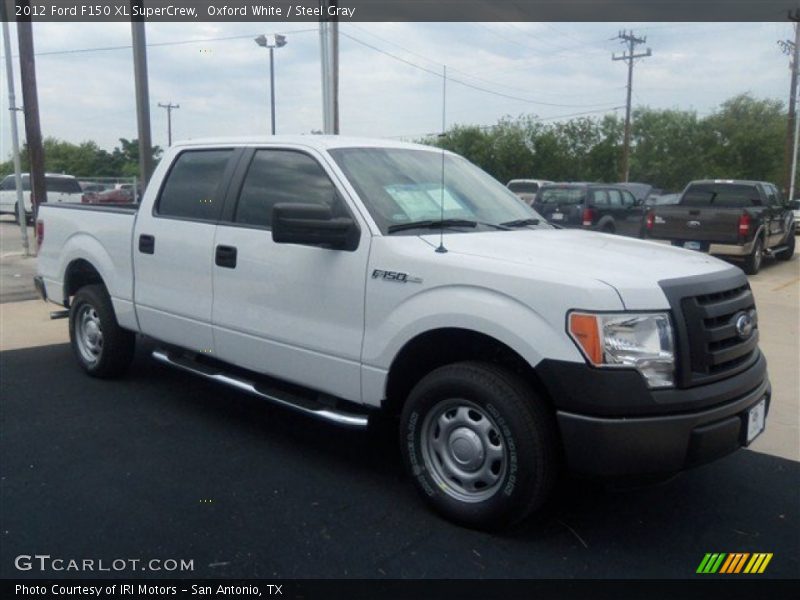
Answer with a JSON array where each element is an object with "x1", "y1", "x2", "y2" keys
[{"x1": 36, "y1": 202, "x2": 138, "y2": 330}]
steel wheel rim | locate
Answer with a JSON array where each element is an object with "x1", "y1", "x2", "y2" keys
[
  {"x1": 421, "y1": 399, "x2": 507, "y2": 503},
  {"x1": 75, "y1": 304, "x2": 103, "y2": 364},
  {"x1": 754, "y1": 243, "x2": 762, "y2": 269}
]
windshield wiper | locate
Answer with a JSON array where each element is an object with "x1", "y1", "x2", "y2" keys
[
  {"x1": 499, "y1": 218, "x2": 541, "y2": 228},
  {"x1": 387, "y1": 219, "x2": 478, "y2": 233}
]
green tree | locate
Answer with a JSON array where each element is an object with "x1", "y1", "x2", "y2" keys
[{"x1": 703, "y1": 94, "x2": 785, "y2": 186}]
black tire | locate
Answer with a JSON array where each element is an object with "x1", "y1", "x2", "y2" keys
[
  {"x1": 601, "y1": 223, "x2": 615, "y2": 234},
  {"x1": 775, "y1": 228, "x2": 795, "y2": 261},
  {"x1": 68, "y1": 284, "x2": 135, "y2": 378},
  {"x1": 742, "y1": 237, "x2": 764, "y2": 275},
  {"x1": 400, "y1": 361, "x2": 558, "y2": 530}
]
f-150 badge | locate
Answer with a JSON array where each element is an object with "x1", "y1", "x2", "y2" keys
[{"x1": 372, "y1": 269, "x2": 423, "y2": 284}]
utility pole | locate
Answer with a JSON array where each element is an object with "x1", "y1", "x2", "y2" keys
[
  {"x1": 2, "y1": 4, "x2": 30, "y2": 255},
  {"x1": 319, "y1": 0, "x2": 339, "y2": 134},
  {"x1": 612, "y1": 30, "x2": 651, "y2": 183},
  {"x1": 17, "y1": 4, "x2": 47, "y2": 231},
  {"x1": 131, "y1": 1, "x2": 154, "y2": 186},
  {"x1": 779, "y1": 10, "x2": 800, "y2": 199},
  {"x1": 157, "y1": 102, "x2": 180, "y2": 146}
]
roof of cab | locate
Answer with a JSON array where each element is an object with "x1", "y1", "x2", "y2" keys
[{"x1": 170, "y1": 135, "x2": 437, "y2": 153}]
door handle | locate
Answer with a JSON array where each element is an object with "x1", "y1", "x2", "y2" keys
[
  {"x1": 215, "y1": 245, "x2": 237, "y2": 268},
  {"x1": 139, "y1": 234, "x2": 155, "y2": 254}
]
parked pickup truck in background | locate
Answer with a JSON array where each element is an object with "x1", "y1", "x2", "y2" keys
[
  {"x1": 34, "y1": 137, "x2": 771, "y2": 529},
  {"x1": 644, "y1": 179, "x2": 796, "y2": 274},
  {"x1": 533, "y1": 182, "x2": 646, "y2": 237},
  {"x1": 0, "y1": 173, "x2": 83, "y2": 224}
]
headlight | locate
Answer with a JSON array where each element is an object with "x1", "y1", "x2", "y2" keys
[{"x1": 568, "y1": 312, "x2": 675, "y2": 388}]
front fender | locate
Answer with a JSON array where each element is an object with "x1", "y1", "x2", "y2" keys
[{"x1": 362, "y1": 284, "x2": 585, "y2": 372}]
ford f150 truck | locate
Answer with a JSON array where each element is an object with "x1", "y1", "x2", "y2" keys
[
  {"x1": 34, "y1": 137, "x2": 771, "y2": 529},
  {"x1": 644, "y1": 179, "x2": 796, "y2": 274}
]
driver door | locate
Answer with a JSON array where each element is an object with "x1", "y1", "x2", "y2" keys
[{"x1": 211, "y1": 147, "x2": 370, "y2": 403}]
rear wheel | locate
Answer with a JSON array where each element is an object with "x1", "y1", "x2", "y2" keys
[
  {"x1": 69, "y1": 284, "x2": 135, "y2": 378},
  {"x1": 742, "y1": 237, "x2": 764, "y2": 275},
  {"x1": 775, "y1": 228, "x2": 795, "y2": 260},
  {"x1": 400, "y1": 362, "x2": 558, "y2": 530}
]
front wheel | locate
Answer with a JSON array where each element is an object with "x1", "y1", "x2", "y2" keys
[
  {"x1": 400, "y1": 362, "x2": 558, "y2": 530},
  {"x1": 69, "y1": 284, "x2": 135, "y2": 378}
]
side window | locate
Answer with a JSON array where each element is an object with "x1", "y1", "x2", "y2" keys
[
  {"x1": 234, "y1": 149, "x2": 342, "y2": 229},
  {"x1": 607, "y1": 189, "x2": 623, "y2": 207},
  {"x1": 0, "y1": 177, "x2": 11, "y2": 191},
  {"x1": 157, "y1": 149, "x2": 234, "y2": 221},
  {"x1": 591, "y1": 189, "x2": 608, "y2": 206},
  {"x1": 621, "y1": 190, "x2": 636, "y2": 207},
  {"x1": 767, "y1": 184, "x2": 781, "y2": 206}
]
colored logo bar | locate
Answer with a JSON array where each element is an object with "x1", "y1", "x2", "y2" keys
[{"x1": 696, "y1": 553, "x2": 773, "y2": 574}]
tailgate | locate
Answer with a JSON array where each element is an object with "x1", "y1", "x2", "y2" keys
[{"x1": 649, "y1": 206, "x2": 742, "y2": 244}]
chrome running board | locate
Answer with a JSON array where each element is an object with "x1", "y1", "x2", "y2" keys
[{"x1": 151, "y1": 349, "x2": 369, "y2": 429}]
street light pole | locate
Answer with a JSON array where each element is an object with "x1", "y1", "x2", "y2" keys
[
  {"x1": 255, "y1": 34, "x2": 287, "y2": 135},
  {"x1": 269, "y1": 47, "x2": 275, "y2": 135},
  {"x1": 1, "y1": 12, "x2": 30, "y2": 255}
]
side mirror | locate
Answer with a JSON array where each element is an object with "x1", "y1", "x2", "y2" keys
[{"x1": 272, "y1": 203, "x2": 358, "y2": 251}]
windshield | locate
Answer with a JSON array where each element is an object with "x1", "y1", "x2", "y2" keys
[
  {"x1": 507, "y1": 181, "x2": 540, "y2": 194},
  {"x1": 681, "y1": 183, "x2": 760, "y2": 208},
  {"x1": 537, "y1": 186, "x2": 587, "y2": 205},
  {"x1": 329, "y1": 147, "x2": 547, "y2": 234}
]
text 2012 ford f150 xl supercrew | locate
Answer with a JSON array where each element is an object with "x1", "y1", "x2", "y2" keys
[{"x1": 35, "y1": 137, "x2": 771, "y2": 529}]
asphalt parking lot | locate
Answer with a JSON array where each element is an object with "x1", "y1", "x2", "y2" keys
[{"x1": 1, "y1": 216, "x2": 798, "y2": 579}]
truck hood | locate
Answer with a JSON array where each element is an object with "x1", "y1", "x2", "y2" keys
[{"x1": 419, "y1": 229, "x2": 738, "y2": 309}]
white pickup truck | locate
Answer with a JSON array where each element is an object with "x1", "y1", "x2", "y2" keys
[{"x1": 35, "y1": 136, "x2": 771, "y2": 529}]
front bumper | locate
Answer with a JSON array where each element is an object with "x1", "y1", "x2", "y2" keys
[
  {"x1": 538, "y1": 351, "x2": 771, "y2": 477},
  {"x1": 555, "y1": 373, "x2": 770, "y2": 478}
]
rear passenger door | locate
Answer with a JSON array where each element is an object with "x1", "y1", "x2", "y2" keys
[
  {"x1": 764, "y1": 184, "x2": 785, "y2": 245},
  {"x1": 619, "y1": 189, "x2": 645, "y2": 237},
  {"x1": 133, "y1": 147, "x2": 241, "y2": 354},
  {"x1": 211, "y1": 147, "x2": 370, "y2": 403}
]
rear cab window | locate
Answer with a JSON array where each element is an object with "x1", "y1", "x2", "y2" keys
[
  {"x1": 680, "y1": 183, "x2": 761, "y2": 208},
  {"x1": 45, "y1": 177, "x2": 82, "y2": 194},
  {"x1": 508, "y1": 181, "x2": 540, "y2": 194},
  {"x1": 538, "y1": 186, "x2": 587, "y2": 205}
]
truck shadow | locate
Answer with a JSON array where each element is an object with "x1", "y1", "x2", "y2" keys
[{"x1": 1, "y1": 341, "x2": 797, "y2": 578}]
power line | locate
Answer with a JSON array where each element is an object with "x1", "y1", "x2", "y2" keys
[
  {"x1": 346, "y1": 24, "x2": 623, "y2": 102},
  {"x1": 340, "y1": 31, "x2": 618, "y2": 109},
  {"x1": 0, "y1": 29, "x2": 317, "y2": 59}
]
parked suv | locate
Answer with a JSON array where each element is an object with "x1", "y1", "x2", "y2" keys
[
  {"x1": 533, "y1": 183, "x2": 645, "y2": 237},
  {"x1": 645, "y1": 179, "x2": 796, "y2": 274},
  {"x1": 0, "y1": 173, "x2": 84, "y2": 223}
]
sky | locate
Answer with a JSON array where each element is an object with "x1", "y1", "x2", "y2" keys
[{"x1": 0, "y1": 21, "x2": 795, "y2": 159}]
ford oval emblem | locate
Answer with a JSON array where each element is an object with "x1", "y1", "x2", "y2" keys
[{"x1": 735, "y1": 311, "x2": 754, "y2": 339}]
